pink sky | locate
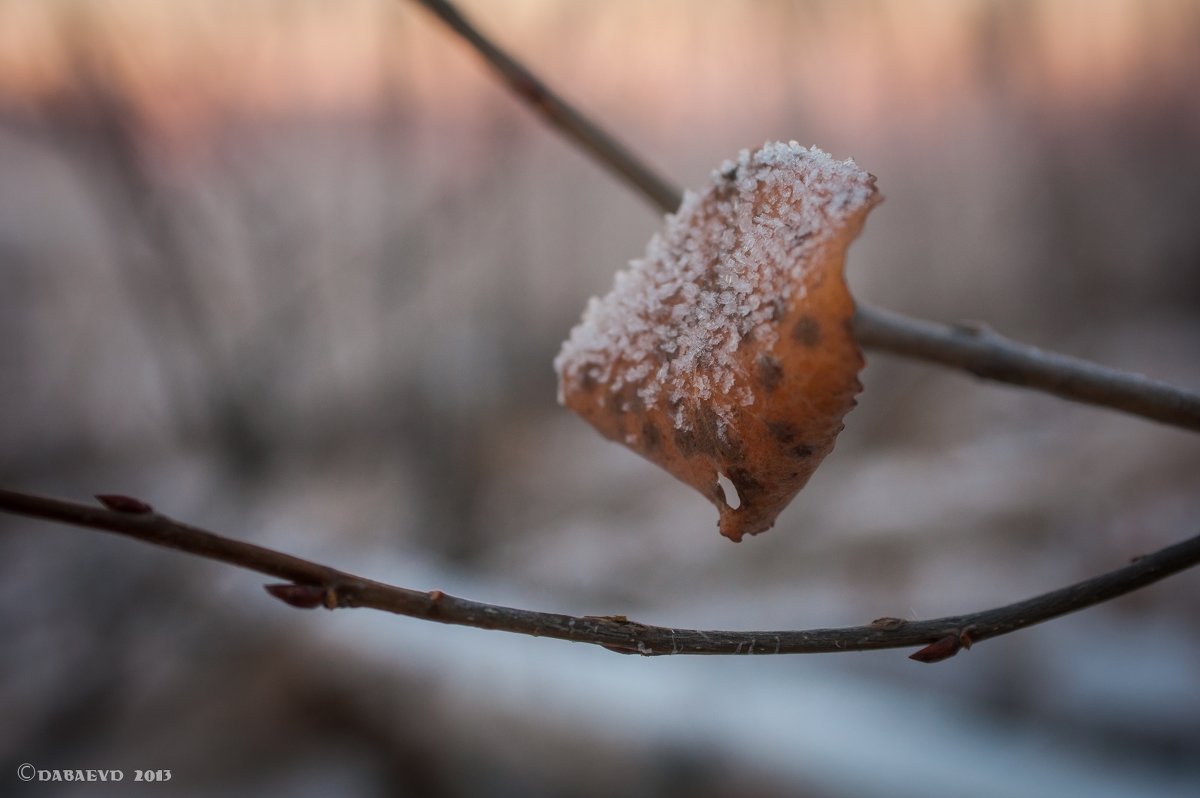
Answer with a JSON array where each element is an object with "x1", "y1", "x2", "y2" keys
[{"x1": 2, "y1": 0, "x2": 1195, "y2": 151}]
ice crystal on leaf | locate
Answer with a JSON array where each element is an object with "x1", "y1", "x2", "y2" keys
[{"x1": 556, "y1": 142, "x2": 880, "y2": 541}]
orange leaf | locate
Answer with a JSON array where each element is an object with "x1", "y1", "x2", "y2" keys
[{"x1": 556, "y1": 142, "x2": 880, "y2": 541}]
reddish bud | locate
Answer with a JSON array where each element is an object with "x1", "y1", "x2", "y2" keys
[
  {"x1": 265, "y1": 583, "x2": 326, "y2": 609},
  {"x1": 95, "y1": 494, "x2": 154, "y2": 514},
  {"x1": 909, "y1": 634, "x2": 963, "y2": 664}
]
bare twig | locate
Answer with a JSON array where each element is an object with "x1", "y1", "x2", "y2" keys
[
  {"x1": 852, "y1": 305, "x2": 1200, "y2": 432},
  {"x1": 407, "y1": 0, "x2": 1200, "y2": 433},
  {"x1": 410, "y1": 0, "x2": 681, "y2": 213},
  {"x1": 4, "y1": 489, "x2": 1198, "y2": 662}
]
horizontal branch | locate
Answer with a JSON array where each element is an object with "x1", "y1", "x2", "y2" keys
[
  {"x1": 853, "y1": 304, "x2": 1200, "y2": 432},
  {"x1": 3, "y1": 488, "x2": 1198, "y2": 662},
  {"x1": 409, "y1": 0, "x2": 1200, "y2": 434}
]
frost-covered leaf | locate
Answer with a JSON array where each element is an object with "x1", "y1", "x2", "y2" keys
[{"x1": 555, "y1": 142, "x2": 879, "y2": 541}]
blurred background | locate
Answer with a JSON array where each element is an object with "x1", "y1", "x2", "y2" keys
[{"x1": 2, "y1": 0, "x2": 1199, "y2": 795}]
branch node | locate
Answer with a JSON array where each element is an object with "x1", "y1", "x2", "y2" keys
[
  {"x1": 870, "y1": 616, "x2": 908, "y2": 630},
  {"x1": 426, "y1": 589, "x2": 445, "y2": 617},
  {"x1": 95, "y1": 494, "x2": 154, "y2": 514},
  {"x1": 950, "y1": 320, "x2": 993, "y2": 337},
  {"x1": 265, "y1": 583, "x2": 326, "y2": 610},
  {"x1": 584, "y1": 614, "x2": 630, "y2": 623}
]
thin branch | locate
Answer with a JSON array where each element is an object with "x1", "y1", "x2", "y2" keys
[
  {"x1": 407, "y1": 0, "x2": 1200, "y2": 434},
  {"x1": 3, "y1": 489, "x2": 1198, "y2": 662},
  {"x1": 853, "y1": 305, "x2": 1200, "y2": 432},
  {"x1": 410, "y1": 0, "x2": 681, "y2": 214}
]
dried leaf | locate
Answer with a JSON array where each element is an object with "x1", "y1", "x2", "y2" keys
[{"x1": 556, "y1": 142, "x2": 880, "y2": 541}]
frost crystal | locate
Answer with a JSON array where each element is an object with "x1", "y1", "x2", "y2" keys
[{"x1": 554, "y1": 141, "x2": 875, "y2": 428}]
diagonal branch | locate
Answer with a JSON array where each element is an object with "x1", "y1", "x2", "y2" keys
[
  {"x1": 407, "y1": 0, "x2": 1200, "y2": 434},
  {"x1": 3, "y1": 488, "x2": 1198, "y2": 662},
  {"x1": 410, "y1": 0, "x2": 681, "y2": 213}
]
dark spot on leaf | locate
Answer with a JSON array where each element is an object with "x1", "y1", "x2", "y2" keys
[
  {"x1": 791, "y1": 315, "x2": 822, "y2": 346},
  {"x1": 727, "y1": 467, "x2": 762, "y2": 505},
  {"x1": 717, "y1": 433, "x2": 745, "y2": 463},
  {"x1": 674, "y1": 423, "x2": 714, "y2": 458},
  {"x1": 767, "y1": 420, "x2": 799, "y2": 444},
  {"x1": 642, "y1": 421, "x2": 661, "y2": 451},
  {"x1": 607, "y1": 384, "x2": 644, "y2": 418},
  {"x1": 727, "y1": 467, "x2": 760, "y2": 490},
  {"x1": 697, "y1": 404, "x2": 744, "y2": 462},
  {"x1": 756, "y1": 355, "x2": 783, "y2": 391},
  {"x1": 673, "y1": 426, "x2": 698, "y2": 456}
]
